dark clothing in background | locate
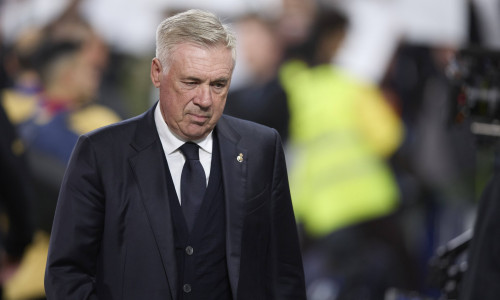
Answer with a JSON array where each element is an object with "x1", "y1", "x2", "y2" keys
[
  {"x1": 459, "y1": 151, "x2": 500, "y2": 300},
  {"x1": 225, "y1": 78, "x2": 289, "y2": 143},
  {"x1": 0, "y1": 102, "x2": 34, "y2": 259}
]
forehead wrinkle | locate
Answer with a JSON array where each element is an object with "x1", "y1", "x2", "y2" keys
[
  {"x1": 170, "y1": 43, "x2": 233, "y2": 82},
  {"x1": 182, "y1": 59, "x2": 232, "y2": 82}
]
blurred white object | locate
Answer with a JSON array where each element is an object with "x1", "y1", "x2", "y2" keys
[
  {"x1": 333, "y1": 0, "x2": 401, "y2": 85},
  {"x1": 397, "y1": 0, "x2": 468, "y2": 48},
  {"x1": 1, "y1": 0, "x2": 68, "y2": 44},
  {"x1": 163, "y1": 0, "x2": 282, "y2": 19},
  {"x1": 330, "y1": 0, "x2": 468, "y2": 84},
  {"x1": 80, "y1": 0, "x2": 165, "y2": 56},
  {"x1": 471, "y1": 0, "x2": 500, "y2": 49},
  {"x1": 1, "y1": 0, "x2": 282, "y2": 57}
]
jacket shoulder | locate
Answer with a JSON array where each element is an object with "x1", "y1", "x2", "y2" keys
[
  {"x1": 77, "y1": 111, "x2": 149, "y2": 153},
  {"x1": 85, "y1": 111, "x2": 145, "y2": 138}
]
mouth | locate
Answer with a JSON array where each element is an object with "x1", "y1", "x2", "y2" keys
[{"x1": 188, "y1": 113, "x2": 210, "y2": 124}]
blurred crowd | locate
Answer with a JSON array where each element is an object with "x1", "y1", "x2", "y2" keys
[{"x1": 1, "y1": 0, "x2": 499, "y2": 299}]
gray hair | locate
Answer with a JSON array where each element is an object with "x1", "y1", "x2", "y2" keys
[{"x1": 155, "y1": 9, "x2": 237, "y2": 71}]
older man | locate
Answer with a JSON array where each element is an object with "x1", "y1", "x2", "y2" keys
[{"x1": 44, "y1": 9, "x2": 305, "y2": 300}]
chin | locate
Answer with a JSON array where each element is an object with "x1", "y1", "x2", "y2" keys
[{"x1": 182, "y1": 130, "x2": 206, "y2": 141}]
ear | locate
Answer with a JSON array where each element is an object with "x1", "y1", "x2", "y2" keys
[{"x1": 150, "y1": 58, "x2": 162, "y2": 88}]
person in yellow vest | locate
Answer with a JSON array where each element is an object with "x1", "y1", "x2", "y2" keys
[
  {"x1": 281, "y1": 62, "x2": 403, "y2": 238},
  {"x1": 280, "y1": 8, "x2": 406, "y2": 299}
]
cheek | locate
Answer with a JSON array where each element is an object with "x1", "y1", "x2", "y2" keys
[
  {"x1": 212, "y1": 98, "x2": 227, "y2": 117},
  {"x1": 160, "y1": 89, "x2": 188, "y2": 117}
]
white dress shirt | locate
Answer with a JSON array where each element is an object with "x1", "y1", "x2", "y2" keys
[{"x1": 154, "y1": 104, "x2": 212, "y2": 204}]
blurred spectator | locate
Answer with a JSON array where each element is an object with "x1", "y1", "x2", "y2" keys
[
  {"x1": 1, "y1": 27, "x2": 44, "y2": 129},
  {"x1": 1, "y1": 11, "x2": 121, "y2": 300},
  {"x1": 0, "y1": 97, "x2": 35, "y2": 300},
  {"x1": 280, "y1": 7, "x2": 409, "y2": 299},
  {"x1": 6, "y1": 14, "x2": 120, "y2": 229},
  {"x1": 0, "y1": 11, "x2": 37, "y2": 300},
  {"x1": 277, "y1": 0, "x2": 317, "y2": 56},
  {"x1": 1, "y1": 26, "x2": 42, "y2": 94},
  {"x1": 224, "y1": 14, "x2": 290, "y2": 142},
  {"x1": 224, "y1": 0, "x2": 319, "y2": 144}
]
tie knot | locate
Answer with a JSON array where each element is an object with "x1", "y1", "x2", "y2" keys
[{"x1": 180, "y1": 142, "x2": 200, "y2": 160}]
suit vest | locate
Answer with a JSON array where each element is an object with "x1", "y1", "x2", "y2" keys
[{"x1": 164, "y1": 131, "x2": 232, "y2": 300}]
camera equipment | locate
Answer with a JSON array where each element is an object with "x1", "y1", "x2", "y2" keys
[
  {"x1": 447, "y1": 48, "x2": 500, "y2": 136},
  {"x1": 427, "y1": 229, "x2": 472, "y2": 300}
]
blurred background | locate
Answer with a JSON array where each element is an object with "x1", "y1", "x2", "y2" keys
[{"x1": 0, "y1": 0, "x2": 499, "y2": 299}]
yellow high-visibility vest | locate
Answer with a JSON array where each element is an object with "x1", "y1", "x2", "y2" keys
[{"x1": 280, "y1": 60, "x2": 404, "y2": 238}]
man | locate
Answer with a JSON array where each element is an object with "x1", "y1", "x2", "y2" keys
[{"x1": 44, "y1": 9, "x2": 306, "y2": 300}]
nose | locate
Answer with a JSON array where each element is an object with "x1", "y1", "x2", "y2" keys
[{"x1": 193, "y1": 84, "x2": 213, "y2": 108}]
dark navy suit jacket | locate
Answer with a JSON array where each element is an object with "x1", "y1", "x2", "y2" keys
[{"x1": 44, "y1": 103, "x2": 306, "y2": 299}]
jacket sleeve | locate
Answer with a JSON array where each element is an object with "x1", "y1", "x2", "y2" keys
[
  {"x1": 269, "y1": 131, "x2": 307, "y2": 299},
  {"x1": 44, "y1": 135, "x2": 103, "y2": 300}
]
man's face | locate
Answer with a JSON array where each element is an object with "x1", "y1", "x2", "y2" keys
[{"x1": 151, "y1": 43, "x2": 234, "y2": 141}]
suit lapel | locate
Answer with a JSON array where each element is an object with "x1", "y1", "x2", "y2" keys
[
  {"x1": 217, "y1": 116, "x2": 247, "y2": 298},
  {"x1": 128, "y1": 104, "x2": 178, "y2": 300}
]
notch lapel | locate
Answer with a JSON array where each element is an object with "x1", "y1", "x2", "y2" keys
[
  {"x1": 217, "y1": 116, "x2": 247, "y2": 298},
  {"x1": 128, "y1": 105, "x2": 177, "y2": 300}
]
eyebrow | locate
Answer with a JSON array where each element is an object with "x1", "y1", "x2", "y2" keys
[
  {"x1": 183, "y1": 76, "x2": 201, "y2": 82},
  {"x1": 211, "y1": 78, "x2": 229, "y2": 84},
  {"x1": 183, "y1": 76, "x2": 229, "y2": 84}
]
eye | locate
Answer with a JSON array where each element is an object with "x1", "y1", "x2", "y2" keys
[
  {"x1": 182, "y1": 81, "x2": 198, "y2": 89},
  {"x1": 211, "y1": 81, "x2": 227, "y2": 90}
]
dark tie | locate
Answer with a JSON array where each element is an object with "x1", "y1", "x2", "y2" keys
[{"x1": 179, "y1": 142, "x2": 206, "y2": 231}]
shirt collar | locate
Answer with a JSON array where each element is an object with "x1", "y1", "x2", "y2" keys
[{"x1": 154, "y1": 103, "x2": 213, "y2": 154}]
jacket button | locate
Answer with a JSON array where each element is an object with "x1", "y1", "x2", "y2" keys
[
  {"x1": 185, "y1": 246, "x2": 194, "y2": 255},
  {"x1": 183, "y1": 284, "x2": 192, "y2": 293}
]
